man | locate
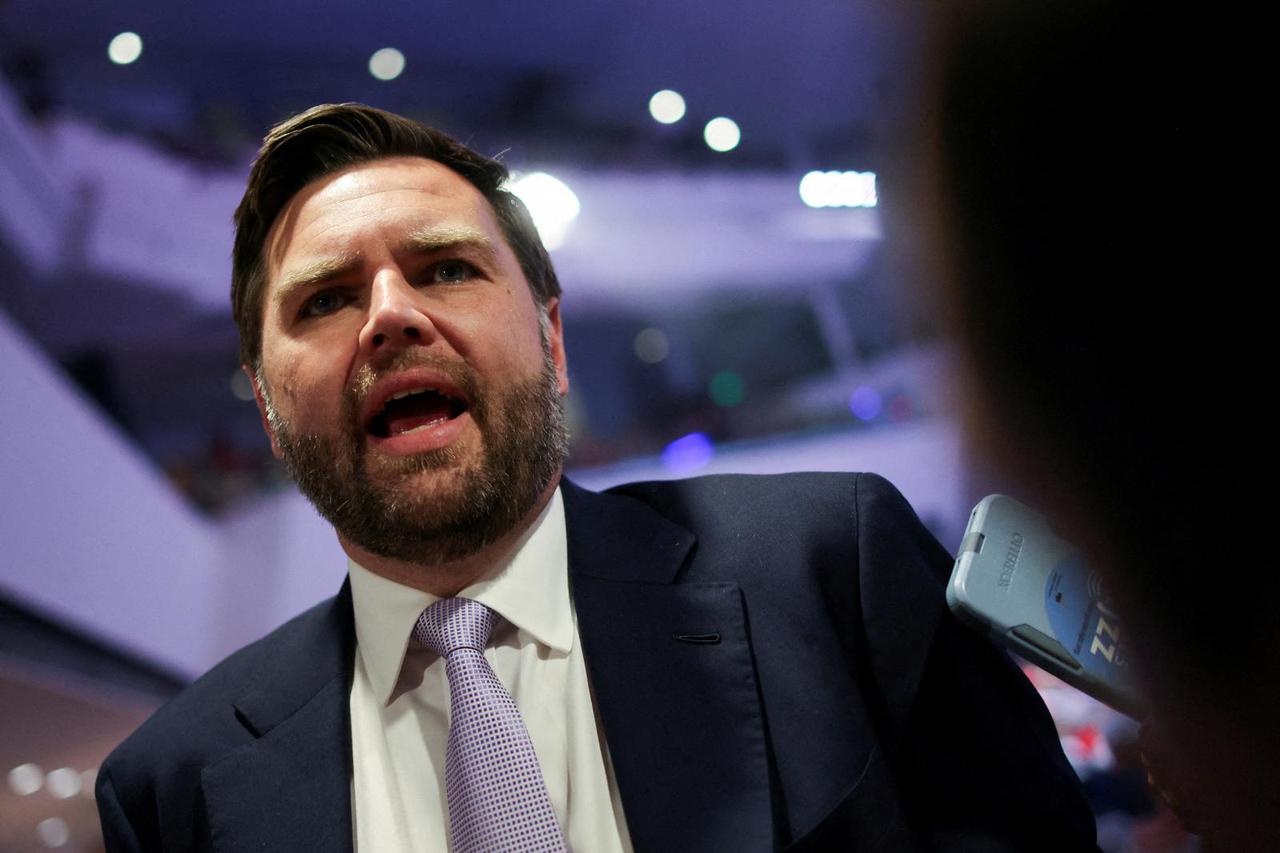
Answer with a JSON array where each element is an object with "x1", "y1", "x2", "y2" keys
[{"x1": 97, "y1": 103, "x2": 1096, "y2": 852}]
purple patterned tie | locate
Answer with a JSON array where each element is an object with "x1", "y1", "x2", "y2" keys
[{"x1": 413, "y1": 597, "x2": 567, "y2": 853}]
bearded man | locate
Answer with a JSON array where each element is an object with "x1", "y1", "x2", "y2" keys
[{"x1": 96, "y1": 103, "x2": 1097, "y2": 852}]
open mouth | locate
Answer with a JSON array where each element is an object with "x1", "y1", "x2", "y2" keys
[{"x1": 366, "y1": 388, "x2": 467, "y2": 438}]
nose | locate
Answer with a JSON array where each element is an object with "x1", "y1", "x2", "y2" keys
[{"x1": 358, "y1": 271, "x2": 435, "y2": 357}]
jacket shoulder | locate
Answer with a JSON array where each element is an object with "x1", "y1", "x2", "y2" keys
[
  {"x1": 603, "y1": 471, "x2": 925, "y2": 564},
  {"x1": 605, "y1": 470, "x2": 900, "y2": 526},
  {"x1": 98, "y1": 592, "x2": 349, "y2": 846}
]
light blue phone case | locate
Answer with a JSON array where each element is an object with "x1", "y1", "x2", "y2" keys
[{"x1": 947, "y1": 494, "x2": 1142, "y2": 718}]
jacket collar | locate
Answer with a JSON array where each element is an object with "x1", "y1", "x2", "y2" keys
[{"x1": 204, "y1": 583, "x2": 356, "y2": 852}]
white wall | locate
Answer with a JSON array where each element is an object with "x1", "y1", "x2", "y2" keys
[{"x1": 0, "y1": 308, "x2": 346, "y2": 678}]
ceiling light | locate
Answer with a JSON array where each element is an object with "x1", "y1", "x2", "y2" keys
[
  {"x1": 107, "y1": 32, "x2": 143, "y2": 65},
  {"x1": 506, "y1": 172, "x2": 580, "y2": 250},
  {"x1": 368, "y1": 48, "x2": 405, "y2": 82},
  {"x1": 648, "y1": 90, "x2": 686, "y2": 124},
  {"x1": 703, "y1": 117, "x2": 740, "y2": 153}
]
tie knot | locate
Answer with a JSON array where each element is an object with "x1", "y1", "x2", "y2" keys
[{"x1": 413, "y1": 597, "x2": 498, "y2": 657}]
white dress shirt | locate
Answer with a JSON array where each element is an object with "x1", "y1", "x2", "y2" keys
[{"x1": 348, "y1": 488, "x2": 634, "y2": 852}]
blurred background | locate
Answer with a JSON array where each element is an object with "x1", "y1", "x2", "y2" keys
[{"x1": 0, "y1": 2, "x2": 1188, "y2": 850}]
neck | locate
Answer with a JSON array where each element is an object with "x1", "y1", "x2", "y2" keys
[{"x1": 337, "y1": 478, "x2": 559, "y2": 597}]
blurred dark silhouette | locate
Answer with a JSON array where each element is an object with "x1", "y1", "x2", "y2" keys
[{"x1": 918, "y1": 2, "x2": 1275, "y2": 849}]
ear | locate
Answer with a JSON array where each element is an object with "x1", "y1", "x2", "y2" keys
[
  {"x1": 543, "y1": 298, "x2": 569, "y2": 396},
  {"x1": 245, "y1": 364, "x2": 285, "y2": 460}
]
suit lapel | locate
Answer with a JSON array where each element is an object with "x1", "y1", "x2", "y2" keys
[
  {"x1": 563, "y1": 480, "x2": 775, "y2": 853},
  {"x1": 203, "y1": 584, "x2": 356, "y2": 852},
  {"x1": 196, "y1": 481, "x2": 778, "y2": 851}
]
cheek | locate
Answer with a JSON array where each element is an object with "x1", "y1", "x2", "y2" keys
[
  {"x1": 486, "y1": 320, "x2": 545, "y2": 371},
  {"x1": 266, "y1": 351, "x2": 331, "y2": 418},
  {"x1": 498, "y1": 296, "x2": 547, "y2": 351},
  {"x1": 449, "y1": 301, "x2": 541, "y2": 362}
]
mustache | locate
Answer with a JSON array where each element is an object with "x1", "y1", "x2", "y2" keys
[{"x1": 342, "y1": 350, "x2": 483, "y2": 434}]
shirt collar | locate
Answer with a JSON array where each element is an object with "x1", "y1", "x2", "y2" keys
[{"x1": 348, "y1": 487, "x2": 572, "y2": 705}]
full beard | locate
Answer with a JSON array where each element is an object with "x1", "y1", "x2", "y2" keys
[{"x1": 261, "y1": 341, "x2": 568, "y2": 567}]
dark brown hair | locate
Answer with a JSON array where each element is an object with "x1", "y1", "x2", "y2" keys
[{"x1": 231, "y1": 103, "x2": 560, "y2": 367}]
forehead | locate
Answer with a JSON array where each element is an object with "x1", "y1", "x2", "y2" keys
[{"x1": 264, "y1": 156, "x2": 503, "y2": 276}]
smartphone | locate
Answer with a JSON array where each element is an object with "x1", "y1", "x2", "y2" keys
[{"x1": 947, "y1": 494, "x2": 1143, "y2": 718}]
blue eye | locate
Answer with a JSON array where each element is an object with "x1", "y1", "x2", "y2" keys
[
  {"x1": 433, "y1": 261, "x2": 474, "y2": 283},
  {"x1": 301, "y1": 290, "x2": 348, "y2": 318}
]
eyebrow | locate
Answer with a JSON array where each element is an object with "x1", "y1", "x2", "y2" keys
[
  {"x1": 273, "y1": 252, "x2": 362, "y2": 308},
  {"x1": 401, "y1": 224, "x2": 501, "y2": 266}
]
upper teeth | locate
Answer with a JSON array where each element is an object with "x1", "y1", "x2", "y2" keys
[{"x1": 387, "y1": 387, "x2": 452, "y2": 402}]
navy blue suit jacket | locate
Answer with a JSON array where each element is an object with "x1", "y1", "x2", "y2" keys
[{"x1": 97, "y1": 473, "x2": 1097, "y2": 851}]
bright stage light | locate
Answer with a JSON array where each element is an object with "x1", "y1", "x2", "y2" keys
[
  {"x1": 369, "y1": 48, "x2": 405, "y2": 81},
  {"x1": 703, "y1": 117, "x2": 740, "y2": 152},
  {"x1": 798, "y1": 171, "x2": 829, "y2": 207},
  {"x1": 798, "y1": 170, "x2": 878, "y2": 208},
  {"x1": 108, "y1": 32, "x2": 143, "y2": 65},
  {"x1": 648, "y1": 90, "x2": 686, "y2": 124},
  {"x1": 507, "y1": 172, "x2": 580, "y2": 250}
]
